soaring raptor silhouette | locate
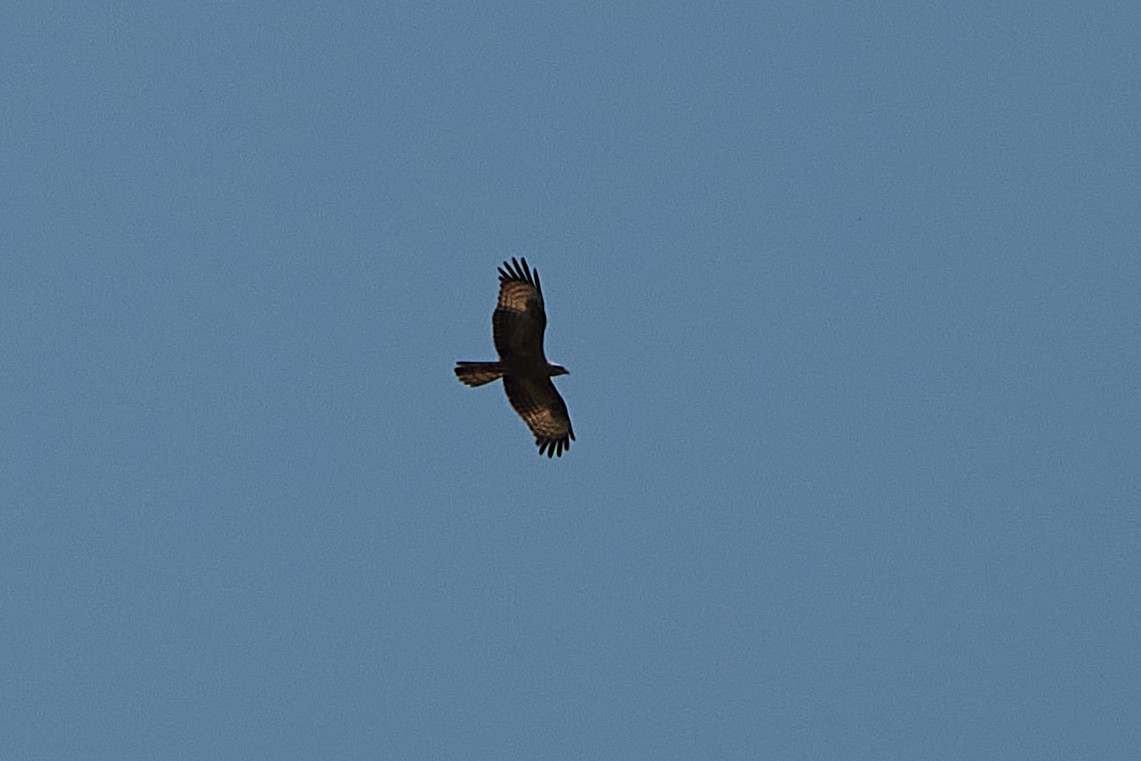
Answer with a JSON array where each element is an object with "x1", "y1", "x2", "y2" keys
[{"x1": 455, "y1": 258, "x2": 575, "y2": 457}]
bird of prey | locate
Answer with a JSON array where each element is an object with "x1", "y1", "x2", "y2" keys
[{"x1": 455, "y1": 258, "x2": 575, "y2": 457}]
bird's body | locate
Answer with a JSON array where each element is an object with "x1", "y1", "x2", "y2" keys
[{"x1": 455, "y1": 258, "x2": 575, "y2": 457}]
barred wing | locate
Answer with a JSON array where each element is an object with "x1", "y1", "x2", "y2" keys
[
  {"x1": 503, "y1": 375, "x2": 575, "y2": 458},
  {"x1": 493, "y1": 257, "x2": 547, "y2": 364}
]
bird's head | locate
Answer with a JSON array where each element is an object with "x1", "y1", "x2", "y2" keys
[{"x1": 548, "y1": 363, "x2": 569, "y2": 377}]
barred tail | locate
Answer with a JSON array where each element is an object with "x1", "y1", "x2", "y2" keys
[{"x1": 455, "y1": 361, "x2": 505, "y2": 387}]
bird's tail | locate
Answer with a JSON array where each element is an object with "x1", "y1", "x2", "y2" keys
[{"x1": 455, "y1": 361, "x2": 505, "y2": 387}]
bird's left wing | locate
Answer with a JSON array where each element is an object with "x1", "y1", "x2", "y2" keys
[{"x1": 503, "y1": 375, "x2": 575, "y2": 457}]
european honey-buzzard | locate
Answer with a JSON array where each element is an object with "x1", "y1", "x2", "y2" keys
[{"x1": 455, "y1": 258, "x2": 575, "y2": 457}]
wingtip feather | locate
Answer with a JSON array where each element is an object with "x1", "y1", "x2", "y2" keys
[{"x1": 497, "y1": 257, "x2": 541, "y2": 291}]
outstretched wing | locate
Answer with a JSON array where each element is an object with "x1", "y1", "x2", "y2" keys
[
  {"x1": 503, "y1": 375, "x2": 575, "y2": 458},
  {"x1": 494, "y1": 257, "x2": 546, "y2": 363}
]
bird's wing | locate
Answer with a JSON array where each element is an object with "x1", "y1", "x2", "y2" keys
[
  {"x1": 503, "y1": 375, "x2": 575, "y2": 458},
  {"x1": 493, "y1": 257, "x2": 547, "y2": 362}
]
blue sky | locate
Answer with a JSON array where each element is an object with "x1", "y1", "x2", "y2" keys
[{"x1": 3, "y1": 2, "x2": 1139, "y2": 758}]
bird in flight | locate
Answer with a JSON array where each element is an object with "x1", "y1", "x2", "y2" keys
[{"x1": 455, "y1": 258, "x2": 575, "y2": 457}]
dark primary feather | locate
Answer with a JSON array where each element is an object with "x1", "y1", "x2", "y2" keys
[{"x1": 455, "y1": 257, "x2": 575, "y2": 457}]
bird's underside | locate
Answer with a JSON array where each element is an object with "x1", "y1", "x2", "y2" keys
[{"x1": 454, "y1": 258, "x2": 574, "y2": 458}]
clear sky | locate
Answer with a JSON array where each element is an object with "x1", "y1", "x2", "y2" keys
[{"x1": 3, "y1": 2, "x2": 1139, "y2": 759}]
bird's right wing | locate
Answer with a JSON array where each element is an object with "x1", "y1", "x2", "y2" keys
[{"x1": 493, "y1": 257, "x2": 547, "y2": 361}]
